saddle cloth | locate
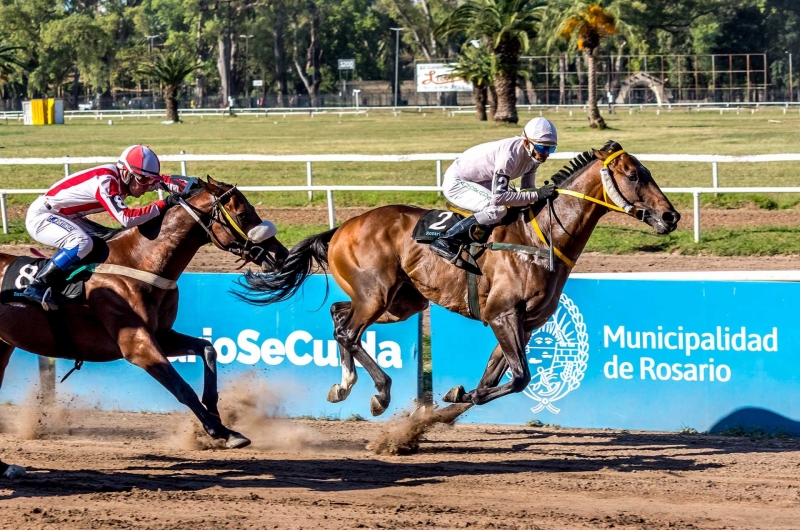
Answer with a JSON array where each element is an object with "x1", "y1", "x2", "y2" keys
[
  {"x1": 411, "y1": 210, "x2": 466, "y2": 243},
  {"x1": 0, "y1": 256, "x2": 88, "y2": 305}
]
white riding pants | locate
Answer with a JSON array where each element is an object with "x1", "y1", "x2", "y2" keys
[
  {"x1": 442, "y1": 166, "x2": 507, "y2": 225},
  {"x1": 26, "y1": 196, "x2": 95, "y2": 259}
]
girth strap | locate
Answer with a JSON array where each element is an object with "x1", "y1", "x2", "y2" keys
[{"x1": 70, "y1": 264, "x2": 177, "y2": 290}]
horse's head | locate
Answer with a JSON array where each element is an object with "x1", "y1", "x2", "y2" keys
[
  {"x1": 591, "y1": 141, "x2": 680, "y2": 235},
  {"x1": 185, "y1": 177, "x2": 288, "y2": 271}
]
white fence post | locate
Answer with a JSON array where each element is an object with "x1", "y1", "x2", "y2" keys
[
  {"x1": 0, "y1": 193, "x2": 6, "y2": 235},
  {"x1": 307, "y1": 161, "x2": 313, "y2": 201},
  {"x1": 64, "y1": 156, "x2": 70, "y2": 178},
  {"x1": 693, "y1": 191, "x2": 701, "y2": 243},
  {"x1": 326, "y1": 189, "x2": 335, "y2": 228},
  {"x1": 180, "y1": 150, "x2": 188, "y2": 176},
  {"x1": 436, "y1": 160, "x2": 442, "y2": 196},
  {"x1": 712, "y1": 162, "x2": 718, "y2": 193}
]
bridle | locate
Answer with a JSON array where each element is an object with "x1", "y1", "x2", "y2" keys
[
  {"x1": 530, "y1": 150, "x2": 647, "y2": 269},
  {"x1": 176, "y1": 185, "x2": 273, "y2": 269}
]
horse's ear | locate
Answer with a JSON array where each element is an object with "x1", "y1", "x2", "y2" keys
[
  {"x1": 207, "y1": 175, "x2": 220, "y2": 187},
  {"x1": 592, "y1": 148, "x2": 604, "y2": 160}
]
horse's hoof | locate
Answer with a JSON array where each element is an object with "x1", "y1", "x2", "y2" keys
[
  {"x1": 2, "y1": 465, "x2": 26, "y2": 480},
  {"x1": 327, "y1": 384, "x2": 347, "y2": 403},
  {"x1": 226, "y1": 432, "x2": 251, "y2": 449},
  {"x1": 442, "y1": 385, "x2": 465, "y2": 403},
  {"x1": 370, "y1": 395, "x2": 389, "y2": 417}
]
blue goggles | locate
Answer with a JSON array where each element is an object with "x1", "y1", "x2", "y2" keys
[{"x1": 532, "y1": 143, "x2": 557, "y2": 155}]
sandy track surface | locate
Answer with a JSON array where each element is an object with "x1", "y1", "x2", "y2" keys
[{"x1": 1, "y1": 406, "x2": 799, "y2": 529}]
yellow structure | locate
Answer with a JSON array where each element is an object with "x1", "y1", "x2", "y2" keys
[{"x1": 23, "y1": 99, "x2": 64, "y2": 125}]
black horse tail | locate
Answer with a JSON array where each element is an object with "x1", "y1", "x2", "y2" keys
[{"x1": 234, "y1": 227, "x2": 338, "y2": 305}]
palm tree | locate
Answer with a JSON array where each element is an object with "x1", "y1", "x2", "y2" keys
[
  {"x1": 450, "y1": 45, "x2": 495, "y2": 121},
  {"x1": 139, "y1": 50, "x2": 198, "y2": 123},
  {"x1": 0, "y1": 44, "x2": 26, "y2": 97},
  {"x1": 546, "y1": 2, "x2": 628, "y2": 129},
  {"x1": 437, "y1": 0, "x2": 544, "y2": 124}
]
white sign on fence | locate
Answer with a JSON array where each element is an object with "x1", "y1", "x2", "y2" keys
[
  {"x1": 252, "y1": 79, "x2": 263, "y2": 87},
  {"x1": 416, "y1": 63, "x2": 473, "y2": 93},
  {"x1": 338, "y1": 59, "x2": 355, "y2": 70}
]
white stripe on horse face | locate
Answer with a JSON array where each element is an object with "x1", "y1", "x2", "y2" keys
[{"x1": 247, "y1": 221, "x2": 277, "y2": 243}]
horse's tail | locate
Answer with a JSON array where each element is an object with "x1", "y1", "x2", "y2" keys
[{"x1": 234, "y1": 227, "x2": 338, "y2": 305}]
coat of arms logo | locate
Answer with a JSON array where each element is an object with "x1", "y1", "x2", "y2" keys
[{"x1": 506, "y1": 293, "x2": 589, "y2": 414}]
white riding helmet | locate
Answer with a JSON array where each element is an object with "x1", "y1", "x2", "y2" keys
[
  {"x1": 521, "y1": 117, "x2": 558, "y2": 159},
  {"x1": 117, "y1": 145, "x2": 161, "y2": 184}
]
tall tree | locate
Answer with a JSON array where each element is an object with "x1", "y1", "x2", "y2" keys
[
  {"x1": 450, "y1": 44, "x2": 494, "y2": 120},
  {"x1": 437, "y1": 0, "x2": 544, "y2": 124},
  {"x1": 139, "y1": 49, "x2": 198, "y2": 121},
  {"x1": 546, "y1": 1, "x2": 631, "y2": 129}
]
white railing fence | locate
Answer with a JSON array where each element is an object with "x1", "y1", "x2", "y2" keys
[
  {"x1": 2, "y1": 152, "x2": 800, "y2": 243},
  {"x1": 3, "y1": 101, "x2": 800, "y2": 122}
]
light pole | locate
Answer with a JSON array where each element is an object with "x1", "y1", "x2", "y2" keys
[
  {"x1": 240, "y1": 34, "x2": 254, "y2": 105},
  {"x1": 145, "y1": 34, "x2": 161, "y2": 109},
  {"x1": 390, "y1": 28, "x2": 404, "y2": 108},
  {"x1": 787, "y1": 51, "x2": 794, "y2": 103}
]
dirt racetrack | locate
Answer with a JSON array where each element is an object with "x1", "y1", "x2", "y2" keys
[{"x1": 1, "y1": 405, "x2": 799, "y2": 530}]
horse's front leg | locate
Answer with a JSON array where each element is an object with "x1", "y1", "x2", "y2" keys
[
  {"x1": 157, "y1": 330, "x2": 221, "y2": 417},
  {"x1": 118, "y1": 326, "x2": 249, "y2": 449},
  {"x1": 464, "y1": 310, "x2": 530, "y2": 406}
]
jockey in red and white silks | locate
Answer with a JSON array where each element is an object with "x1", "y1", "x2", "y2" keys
[
  {"x1": 23, "y1": 145, "x2": 186, "y2": 310},
  {"x1": 430, "y1": 117, "x2": 561, "y2": 262}
]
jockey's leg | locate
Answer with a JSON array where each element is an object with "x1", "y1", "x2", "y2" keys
[
  {"x1": 23, "y1": 204, "x2": 93, "y2": 310},
  {"x1": 430, "y1": 172, "x2": 501, "y2": 261},
  {"x1": 119, "y1": 327, "x2": 249, "y2": 449},
  {"x1": 157, "y1": 330, "x2": 220, "y2": 417}
]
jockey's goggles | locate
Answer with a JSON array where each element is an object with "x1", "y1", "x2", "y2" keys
[{"x1": 531, "y1": 143, "x2": 557, "y2": 155}]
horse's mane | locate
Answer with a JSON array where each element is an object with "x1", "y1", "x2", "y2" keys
[
  {"x1": 550, "y1": 140, "x2": 623, "y2": 186},
  {"x1": 96, "y1": 181, "x2": 212, "y2": 242}
]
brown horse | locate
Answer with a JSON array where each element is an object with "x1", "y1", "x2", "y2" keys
[
  {"x1": 241, "y1": 141, "x2": 679, "y2": 418},
  {"x1": 0, "y1": 177, "x2": 288, "y2": 461}
]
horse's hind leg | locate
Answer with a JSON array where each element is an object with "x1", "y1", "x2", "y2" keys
[
  {"x1": 328, "y1": 302, "x2": 358, "y2": 403},
  {"x1": 0, "y1": 340, "x2": 15, "y2": 389},
  {"x1": 157, "y1": 330, "x2": 220, "y2": 417},
  {"x1": 0, "y1": 341, "x2": 25, "y2": 479}
]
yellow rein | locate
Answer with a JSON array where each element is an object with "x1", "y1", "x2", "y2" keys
[{"x1": 530, "y1": 150, "x2": 633, "y2": 269}]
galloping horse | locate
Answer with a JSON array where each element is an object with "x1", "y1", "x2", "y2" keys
[
  {"x1": 0, "y1": 177, "x2": 288, "y2": 475},
  {"x1": 241, "y1": 142, "x2": 679, "y2": 418}
]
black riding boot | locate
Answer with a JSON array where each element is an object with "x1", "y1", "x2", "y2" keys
[
  {"x1": 429, "y1": 216, "x2": 480, "y2": 262},
  {"x1": 21, "y1": 260, "x2": 66, "y2": 311}
]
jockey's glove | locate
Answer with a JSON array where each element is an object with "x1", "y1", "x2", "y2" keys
[
  {"x1": 536, "y1": 182, "x2": 558, "y2": 202},
  {"x1": 163, "y1": 193, "x2": 182, "y2": 209}
]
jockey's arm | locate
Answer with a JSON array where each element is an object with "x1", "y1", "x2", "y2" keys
[
  {"x1": 151, "y1": 175, "x2": 188, "y2": 194},
  {"x1": 490, "y1": 172, "x2": 540, "y2": 207},
  {"x1": 96, "y1": 179, "x2": 166, "y2": 228}
]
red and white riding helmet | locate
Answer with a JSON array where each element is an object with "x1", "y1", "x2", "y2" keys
[{"x1": 117, "y1": 145, "x2": 161, "y2": 184}]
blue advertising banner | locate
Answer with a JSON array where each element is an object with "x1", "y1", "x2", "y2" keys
[
  {"x1": 431, "y1": 279, "x2": 800, "y2": 434},
  {"x1": 0, "y1": 274, "x2": 421, "y2": 419}
]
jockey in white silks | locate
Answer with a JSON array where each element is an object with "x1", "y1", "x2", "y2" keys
[
  {"x1": 429, "y1": 117, "x2": 560, "y2": 262},
  {"x1": 22, "y1": 145, "x2": 186, "y2": 310}
]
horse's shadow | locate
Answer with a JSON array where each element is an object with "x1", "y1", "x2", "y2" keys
[{"x1": 3, "y1": 451, "x2": 721, "y2": 500}]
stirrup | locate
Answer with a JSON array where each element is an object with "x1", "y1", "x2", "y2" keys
[{"x1": 40, "y1": 287, "x2": 58, "y2": 311}]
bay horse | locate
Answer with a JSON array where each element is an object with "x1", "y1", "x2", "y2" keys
[
  {"x1": 0, "y1": 177, "x2": 288, "y2": 472},
  {"x1": 240, "y1": 141, "x2": 679, "y2": 418}
]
